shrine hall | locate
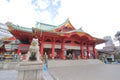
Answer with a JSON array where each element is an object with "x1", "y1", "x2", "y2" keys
[{"x1": 6, "y1": 19, "x2": 106, "y2": 60}]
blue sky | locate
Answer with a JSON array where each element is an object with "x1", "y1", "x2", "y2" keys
[{"x1": 0, "y1": 0, "x2": 120, "y2": 48}]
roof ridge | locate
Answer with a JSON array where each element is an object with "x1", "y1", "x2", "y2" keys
[
  {"x1": 54, "y1": 18, "x2": 76, "y2": 31},
  {"x1": 36, "y1": 22, "x2": 57, "y2": 28},
  {"x1": 57, "y1": 18, "x2": 70, "y2": 27},
  {"x1": 6, "y1": 22, "x2": 32, "y2": 32}
]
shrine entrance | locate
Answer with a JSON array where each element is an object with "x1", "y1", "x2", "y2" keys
[
  {"x1": 43, "y1": 48, "x2": 62, "y2": 59},
  {"x1": 66, "y1": 49, "x2": 73, "y2": 59}
]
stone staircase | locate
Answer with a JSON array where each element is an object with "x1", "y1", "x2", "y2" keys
[
  {"x1": 48, "y1": 59, "x2": 104, "y2": 68},
  {"x1": 0, "y1": 59, "x2": 104, "y2": 70}
]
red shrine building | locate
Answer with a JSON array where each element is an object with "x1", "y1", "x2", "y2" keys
[{"x1": 6, "y1": 19, "x2": 106, "y2": 60}]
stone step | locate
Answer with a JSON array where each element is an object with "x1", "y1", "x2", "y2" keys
[
  {"x1": 48, "y1": 59, "x2": 104, "y2": 68},
  {"x1": 0, "y1": 59, "x2": 104, "y2": 70}
]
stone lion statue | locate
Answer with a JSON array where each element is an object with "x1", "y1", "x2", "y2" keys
[{"x1": 26, "y1": 38, "x2": 41, "y2": 61}]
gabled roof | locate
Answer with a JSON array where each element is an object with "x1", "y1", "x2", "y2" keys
[
  {"x1": 35, "y1": 18, "x2": 76, "y2": 32},
  {"x1": 6, "y1": 20, "x2": 106, "y2": 44},
  {"x1": 6, "y1": 19, "x2": 78, "y2": 33},
  {"x1": 58, "y1": 18, "x2": 76, "y2": 29},
  {"x1": 53, "y1": 18, "x2": 76, "y2": 32}
]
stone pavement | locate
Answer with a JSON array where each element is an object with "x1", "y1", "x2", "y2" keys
[
  {"x1": 0, "y1": 70, "x2": 17, "y2": 80},
  {"x1": 0, "y1": 69, "x2": 55, "y2": 80},
  {"x1": 42, "y1": 71, "x2": 56, "y2": 80},
  {"x1": 0, "y1": 59, "x2": 120, "y2": 80},
  {"x1": 48, "y1": 63, "x2": 120, "y2": 80}
]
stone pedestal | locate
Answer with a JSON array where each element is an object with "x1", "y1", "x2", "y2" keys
[{"x1": 17, "y1": 61, "x2": 43, "y2": 80}]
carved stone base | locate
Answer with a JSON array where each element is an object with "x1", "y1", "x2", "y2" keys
[{"x1": 17, "y1": 61, "x2": 43, "y2": 80}]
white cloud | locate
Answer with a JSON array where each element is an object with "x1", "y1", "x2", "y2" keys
[
  {"x1": 0, "y1": 0, "x2": 120, "y2": 48},
  {"x1": 0, "y1": 1, "x2": 10, "y2": 22},
  {"x1": 0, "y1": 0, "x2": 40, "y2": 27},
  {"x1": 52, "y1": 0, "x2": 120, "y2": 48},
  {"x1": 37, "y1": 0, "x2": 48, "y2": 9},
  {"x1": 38, "y1": 11, "x2": 52, "y2": 24},
  {"x1": 54, "y1": 0, "x2": 120, "y2": 38}
]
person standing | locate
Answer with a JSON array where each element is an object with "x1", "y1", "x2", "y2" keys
[{"x1": 44, "y1": 52, "x2": 48, "y2": 68}]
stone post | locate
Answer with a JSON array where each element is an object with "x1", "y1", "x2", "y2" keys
[
  {"x1": 17, "y1": 38, "x2": 43, "y2": 80},
  {"x1": 17, "y1": 61, "x2": 43, "y2": 80}
]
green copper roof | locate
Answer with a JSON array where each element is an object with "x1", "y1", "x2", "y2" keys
[
  {"x1": 77, "y1": 27, "x2": 84, "y2": 32},
  {"x1": 8, "y1": 22, "x2": 32, "y2": 32},
  {"x1": 36, "y1": 18, "x2": 76, "y2": 32},
  {"x1": 35, "y1": 22, "x2": 57, "y2": 31},
  {"x1": 7, "y1": 20, "x2": 85, "y2": 34}
]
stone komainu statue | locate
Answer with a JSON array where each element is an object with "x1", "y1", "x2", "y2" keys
[{"x1": 26, "y1": 38, "x2": 41, "y2": 61}]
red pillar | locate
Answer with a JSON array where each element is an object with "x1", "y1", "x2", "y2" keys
[
  {"x1": 40, "y1": 36, "x2": 44, "y2": 57},
  {"x1": 80, "y1": 42, "x2": 84, "y2": 59},
  {"x1": 17, "y1": 44, "x2": 21, "y2": 55},
  {"x1": 61, "y1": 39, "x2": 65, "y2": 60},
  {"x1": 39, "y1": 41, "x2": 41, "y2": 57},
  {"x1": 2, "y1": 45, "x2": 4, "y2": 55},
  {"x1": 93, "y1": 43, "x2": 97, "y2": 59},
  {"x1": 17, "y1": 49, "x2": 21, "y2": 55},
  {"x1": 52, "y1": 38, "x2": 55, "y2": 59},
  {"x1": 87, "y1": 43, "x2": 90, "y2": 59}
]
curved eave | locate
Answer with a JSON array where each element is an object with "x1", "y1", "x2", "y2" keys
[
  {"x1": 57, "y1": 31, "x2": 106, "y2": 44},
  {"x1": 11, "y1": 29, "x2": 33, "y2": 43},
  {"x1": 93, "y1": 38, "x2": 107, "y2": 44},
  {"x1": 6, "y1": 22, "x2": 32, "y2": 33},
  {"x1": 33, "y1": 28, "x2": 60, "y2": 37},
  {"x1": 6, "y1": 22, "x2": 33, "y2": 43},
  {"x1": 57, "y1": 31, "x2": 94, "y2": 40}
]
